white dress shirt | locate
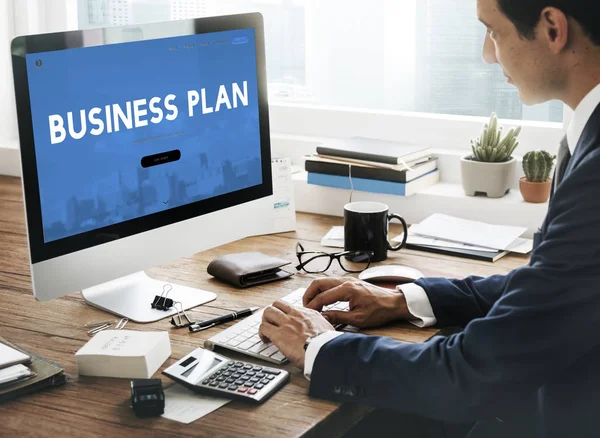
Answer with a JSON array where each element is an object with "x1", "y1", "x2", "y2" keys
[{"x1": 304, "y1": 83, "x2": 600, "y2": 380}]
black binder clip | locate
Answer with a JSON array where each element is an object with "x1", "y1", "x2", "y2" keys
[
  {"x1": 170, "y1": 302, "x2": 195, "y2": 328},
  {"x1": 151, "y1": 284, "x2": 174, "y2": 311}
]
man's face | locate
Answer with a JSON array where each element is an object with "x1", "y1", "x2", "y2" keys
[{"x1": 478, "y1": 0, "x2": 559, "y2": 105}]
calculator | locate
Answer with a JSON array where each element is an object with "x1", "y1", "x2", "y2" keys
[{"x1": 162, "y1": 348, "x2": 289, "y2": 404}]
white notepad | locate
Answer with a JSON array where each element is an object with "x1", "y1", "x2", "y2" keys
[{"x1": 0, "y1": 343, "x2": 31, "y2": 370}]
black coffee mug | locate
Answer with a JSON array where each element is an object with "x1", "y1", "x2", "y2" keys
[{"x1": 344, "y1": 202, "x2": 408, "y2": 263}]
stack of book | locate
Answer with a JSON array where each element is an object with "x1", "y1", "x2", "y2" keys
[{"x1": 305, "y1": 137, "x2": 439, "y2": 196}]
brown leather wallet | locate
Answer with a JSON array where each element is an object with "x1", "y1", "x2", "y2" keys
[{"x1": 207, "y1": 252, "x2": 294, "y2": 288}]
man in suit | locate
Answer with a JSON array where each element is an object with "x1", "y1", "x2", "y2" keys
[{"x1": 259, "y1": 0, "x2": 600, "y2": 436}]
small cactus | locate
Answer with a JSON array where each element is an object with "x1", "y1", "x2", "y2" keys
[
  {"x1": 523, "y1": 150, "x2": 556, "y2": 183},
  {"x1": 470, "y1": 113, "x2": 522, "y2": 162}
]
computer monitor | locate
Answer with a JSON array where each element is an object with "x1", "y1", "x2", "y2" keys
[{"x1": 11, "y1": 14, "x2": 273, "y2": 322}]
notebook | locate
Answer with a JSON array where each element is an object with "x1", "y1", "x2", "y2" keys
[
  {"x1": 0, "y1": 337, "x2": 67, "y2": 403},
  {"x1": 406, "y1": 243, "x2": 509, "y2": 263}
]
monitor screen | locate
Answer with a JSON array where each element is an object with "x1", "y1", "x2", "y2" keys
[{"x1": 25, "y1": 28, "x2": 262, "y2": 243}]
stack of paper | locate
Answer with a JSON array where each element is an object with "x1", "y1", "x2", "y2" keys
[
  {"x1": 0, "y1": 365, "x2": 32, "y2": 385},
  {"x1": 393, "y1": 214, "x2": 533, "y2": 262},
  {"x1": 75, "y1": 330, "x2": 171, "y2": 379},
  {"x1": 0, "y1": 343, "x2": 33, "y2": 386}
]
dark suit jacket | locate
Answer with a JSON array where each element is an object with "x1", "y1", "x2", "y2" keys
[{"x1": 310, "y1": 104, "x2": 600, "y2": 438}]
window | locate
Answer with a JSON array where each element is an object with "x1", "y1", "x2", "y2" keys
[
  {"x1": 0, "y1": 1, "x2": 17, "y2": 146},
  {"x1": 77, "y1": 0, "x2": 562, "y2": 123}
]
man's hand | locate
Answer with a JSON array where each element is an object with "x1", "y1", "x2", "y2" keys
[
  {"x1": 303, "y1": 278, "x2": 412, "y2": 328},
  {"x1": 258, "y1": 301, "x2": 336, "y2": 370}
]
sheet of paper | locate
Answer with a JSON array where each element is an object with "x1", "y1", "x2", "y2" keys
[
  {"x1": 321, "y1": 226, "x2": 345, "y2": 248},
  {"x1": 409, "y1": 214, "x2": 527, "y2": 251},
  {"x1": 268, "y1": 157, "x2": 297, "y2": 234},
  {"x1": 0, "y1": 342, "x2": 30, "y2": 369},
  {"x1": 505, "y1": 237, "x2": 534, "y2": 254},
  {"x1": 162, "y1": 384, "x2": 230, "y2": 425},
  {"x1": 0, "y1": 364, "x2": 32, "y2": 385}
]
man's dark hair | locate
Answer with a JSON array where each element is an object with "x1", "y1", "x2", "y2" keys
[{"x1": 497, "y1": 0, "x2": 600, "y2": 45}]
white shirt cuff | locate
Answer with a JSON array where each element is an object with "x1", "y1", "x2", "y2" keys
[
  {"x1": 303, "y1": 331, "x2": 344, "y2": 380},
  {"x1": 398, "y1": 283, "x2": 437, "y2": 328}
]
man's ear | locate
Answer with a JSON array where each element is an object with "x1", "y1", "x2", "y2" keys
[{"x1": 540, "y1": 7, "x2": 569, "y2": 54}]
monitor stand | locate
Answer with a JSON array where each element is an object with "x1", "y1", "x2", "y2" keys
[{"x1": 81, "y1": 271, "x2": 216, "y2": 323}]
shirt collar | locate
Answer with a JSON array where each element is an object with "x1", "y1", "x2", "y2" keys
[{"x1": 567, "y1": 83, "x2": 600, "y2": 154}]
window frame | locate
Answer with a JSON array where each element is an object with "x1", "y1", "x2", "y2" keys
[{"x1": 268, "y1": 103, "x2": 568, "y2": 157}]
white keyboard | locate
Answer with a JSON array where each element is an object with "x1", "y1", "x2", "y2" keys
[{"x1": 204, "y1": 288, "x2": 349, "y2": 364}]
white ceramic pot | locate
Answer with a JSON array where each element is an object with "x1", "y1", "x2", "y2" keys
[{"x1": 460, "y1": 156, "x2": 516, "y2": 198}]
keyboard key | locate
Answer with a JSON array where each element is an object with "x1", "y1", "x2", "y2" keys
[
  {"x1": 256, "y1": 373, "x2": 266, "y2": 378},
  {"x1": 237, "y1": 387, "x2": 249, "y2": 393},
  {"x1": 255, "y1": 384, "x2": 264, "y2": 390},
  {"x1": 217, "y1": 376, "x2": 225, "y2": 381},
  {"x1": 202, "y1": 379, "x2": 210, "y2": 385},
  {"x1": 259, "y1": 345, "x2": 280, "y2": 358},
  {"x1": 227, "y1": 339, "x2": 243, "y2": 347},
  {"x1": 235, "y1": 380, "x2": 245, "y2": 386},
  {"x1": 249, "y1": 342, "x2": 272, "y2": 354},
  {"x1": 243, "y1": 365, "x2": 253, "y2": 370},
  {"x1": 219, "y1": 383, "x2": 228, "y2": 389},
  {"x1": 252, "y1": 366, "x2": 262, "y2": 371},
  {"x1": 248, "y1": 389, "x2": 258, "y2": 395},
  {"x1": 209, "y1": 381, "x2": 219, "y2": 387},
  {"x1": 246, "y1": 371, "x2": 256, "y2": 376},
  {"x1": 260, "y1": 379, "x2": 270, "y2": 385},
  {"x1": 238, "y1": 340, "x2": 258, "y2": 351},
  {"x1": 271, "y1": 352, "x2": 286, "y2": 362},
  {"x1": 233, "y1": 335, "x2": 249, "y2": 343},
  {"x1": 263, "y1": 368, "x2": 282, "y2": 376},
  {"x1": 235, "y1": 362, "x2": 244, "y2": 367},
  {"x1": 250, "y1": 377, "x2": 260, "y2": 383},
  {"x1": 249, "y1": 335, "x2": 262, "y2": 344},
  {"x1": 240, "y1": 376, "x2": 249, "y2": 381},
  {"x1": 228, "y1": 385, "x2": 238, "y2": 391},
  {"x1": 226, "y1": 378, "x2": 235, "y2": 383}
]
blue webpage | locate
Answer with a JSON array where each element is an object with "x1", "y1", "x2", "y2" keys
[{"x1": 26, "y1": 29, "x2": 263, "y2": 243}]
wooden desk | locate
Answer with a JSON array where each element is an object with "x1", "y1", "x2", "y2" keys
[{"x1": 0, "y1": 175, "x2": 529, "y2": 437}]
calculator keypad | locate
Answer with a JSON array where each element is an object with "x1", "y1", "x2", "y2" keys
[{"x1": 202, "y1": 361, "x2": 282, "y2": 397}]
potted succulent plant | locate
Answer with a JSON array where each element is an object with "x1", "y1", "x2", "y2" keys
[
  {"x1": 461, "y1": 113, "x2": 522, "y2": 198},
  {"x1": 520, "y1": 150, "x2": 556, "y2": 203}
]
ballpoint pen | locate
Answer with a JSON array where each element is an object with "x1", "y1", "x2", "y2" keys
[{"x1": 189, "y1": 307, "x2": 261, "y2": 333}]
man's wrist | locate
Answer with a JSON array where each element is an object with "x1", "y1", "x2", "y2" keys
[{"x1": 393, "y1": 290, "x2": 411, "y2": 320}]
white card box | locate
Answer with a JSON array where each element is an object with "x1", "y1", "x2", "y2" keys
[{"x1": 75, "y1": 330, "x2": 171, "y2": 379}]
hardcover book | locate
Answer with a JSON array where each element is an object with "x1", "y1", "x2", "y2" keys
[
  {"x1": 305, "y1": 155, "x2": 438, "y2": 183},
  {"x1": 307, "y1": 169, "x2": 440, "y2": 196},
  {"x1": 316, "y1": 137, "x2": 431, "y2": 166}
]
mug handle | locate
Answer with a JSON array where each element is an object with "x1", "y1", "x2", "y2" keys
[{"x1": 388, "y1": 214, "x2": 408, "y2": 251}]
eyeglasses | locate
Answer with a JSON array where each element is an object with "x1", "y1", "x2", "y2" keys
[{"x1": 295, "y1": 242, "x2": 373, "y2": 274}]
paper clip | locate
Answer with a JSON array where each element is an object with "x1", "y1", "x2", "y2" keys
[
  {"x1": 151, "y1": 284, "x2": 174, "y2": 311},
  {"x1": 85, "y1": 320, "x2": 113, "y2": 328},
  {"x1": 170, "y1": 302, "x2": 195, "y2": 328},
  {"x1": 87, "y1": 322, "x2": 112, "y2": 335},
  {"x1": 115, "y1": 318, "x2": 129, "y2": 330}
]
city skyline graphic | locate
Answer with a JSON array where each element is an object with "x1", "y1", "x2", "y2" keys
[{"x1": 78, "y1": 0, "x2": 563, "y2": 123}]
